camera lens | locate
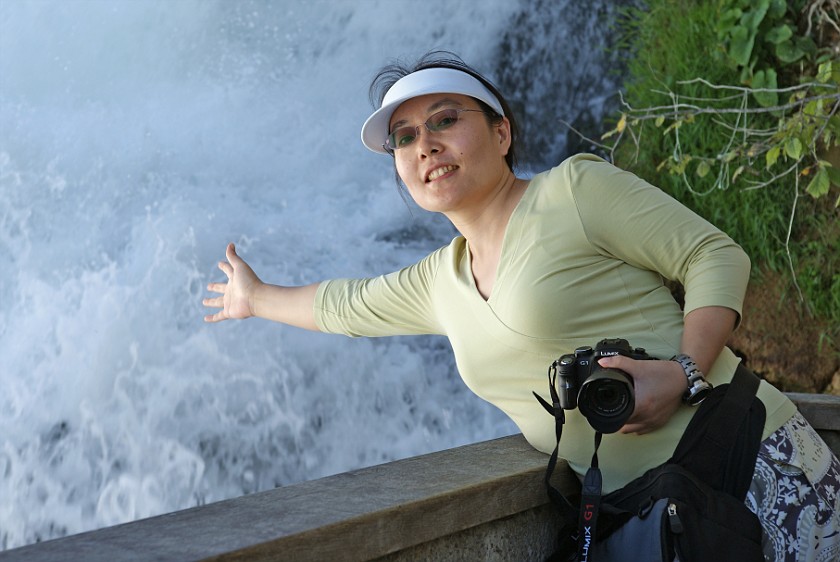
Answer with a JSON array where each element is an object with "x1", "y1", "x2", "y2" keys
[
  {"x1": 592, "y1": 380, "x2": 627, "y2": 413},
  {"x1": 578, "y1": 369, "x2": 635, "y2": 434}
]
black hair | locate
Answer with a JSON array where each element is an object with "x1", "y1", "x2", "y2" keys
[{"x1": 369, "y1": 50, "x2": 520, "y2": 172}]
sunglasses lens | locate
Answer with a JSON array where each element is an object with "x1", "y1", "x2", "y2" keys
[
  {"x1": 386, "y1": 126, "x2": 417, "y2": 151},
  {"x1": 426, "y1": 109, "x2": 460, "y2": 132}
]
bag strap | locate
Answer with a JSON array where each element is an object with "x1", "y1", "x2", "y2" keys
[{"x1": 668, "y1": 364, "x2": 766, "y2": 499}]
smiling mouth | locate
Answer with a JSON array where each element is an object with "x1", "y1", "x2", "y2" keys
[{"x1": 426, "y1": 165, "x2": 458, "y2": 182}]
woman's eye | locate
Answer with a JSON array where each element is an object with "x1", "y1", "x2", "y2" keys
[
  {"x1": 388, "y1": 128, "x2": 416, "y2": 148},
  {"x1": 430, "y1": 113, "x2": 457, "y2": 130}
]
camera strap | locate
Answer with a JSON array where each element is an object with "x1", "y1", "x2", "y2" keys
[
  {"x1": 533, "y1": 364, "x2": 578, "y2": 530},
  {"x1": 534, "y1": 362, "x2": 609, "y2": 560},
  {"x1": 577, "y1": 432, "x2": 604, "y2": 561}
]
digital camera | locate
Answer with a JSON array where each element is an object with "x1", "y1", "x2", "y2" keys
[{"x1": 553, "y1": 338, "x2": 652, "y2": 433}]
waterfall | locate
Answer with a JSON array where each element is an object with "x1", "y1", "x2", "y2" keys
[{"x1": 0, "y1": 0, "x2": 624, "y2": 549}]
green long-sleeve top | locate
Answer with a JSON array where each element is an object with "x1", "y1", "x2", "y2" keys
[{"x1": 314, "y1": 153, "x2": 796, "y2": 493}]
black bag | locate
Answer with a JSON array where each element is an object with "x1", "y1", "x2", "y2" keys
[
  {"x1": 589, "y1": 463, "x2": 764, "y2": 561},
  {"x1": 539, "y1": 365, "x2": 767, "y2": 562}
]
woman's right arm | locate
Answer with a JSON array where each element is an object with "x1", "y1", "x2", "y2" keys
[{"x1": 203, "y1": 243, "x2": 321, "y2": 331}]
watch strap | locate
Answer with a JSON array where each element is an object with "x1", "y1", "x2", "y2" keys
[{"x1": 671, "y1": 353, "x2": 713, "y2": 405}]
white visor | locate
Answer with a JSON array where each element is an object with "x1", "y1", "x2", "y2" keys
[{"x1": 360, "y1": 67, "x2": 504, "y2": 154}]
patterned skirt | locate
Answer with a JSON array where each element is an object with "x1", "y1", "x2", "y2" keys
[{"x1": 745, "y1": 411, "x2": 840, "y2": 562}]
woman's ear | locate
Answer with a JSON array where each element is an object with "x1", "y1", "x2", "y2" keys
[{"x1": 497, "y1": 117, "x2": 512, "y2": 156}]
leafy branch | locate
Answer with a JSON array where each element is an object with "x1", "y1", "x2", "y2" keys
[
  {"x1": 565, "y1": 57, "x2": 839, "y2": 312},
  {"x1": 597, "y1": 63, "x2": 840, "y2": 204}
]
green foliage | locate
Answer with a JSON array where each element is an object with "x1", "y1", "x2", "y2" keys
[
  {"x1": 717, "y1": 0, "x2": 816, "y2": 105},
  {"x1": 599, "y1": 0, "x2": 840, "y2": 331}
]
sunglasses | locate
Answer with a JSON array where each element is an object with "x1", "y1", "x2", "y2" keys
[{"x1": 384, "y1": 108, "x2": 490, "y2": 154}]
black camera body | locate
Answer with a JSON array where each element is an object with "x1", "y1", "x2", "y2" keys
[{"x1": 554, "y1": 338, "x2": 652, "y2": 434}]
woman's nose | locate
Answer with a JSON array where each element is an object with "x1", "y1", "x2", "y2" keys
[{"x1": 415, "y1": 130, "x2": 442, "y2": 158}]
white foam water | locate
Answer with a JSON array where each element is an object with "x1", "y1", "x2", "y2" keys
[{"x1": 0, "y1": 0, "x2": 624, "y2": 549}]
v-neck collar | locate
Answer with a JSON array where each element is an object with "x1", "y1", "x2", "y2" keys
[{"x1": 463, "y1": 176, "x2": 537, "y2": 304}]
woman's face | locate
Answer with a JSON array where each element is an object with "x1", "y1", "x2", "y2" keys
[{"x1": 389, "y1": 93, "x2": 512, "y2": 216}]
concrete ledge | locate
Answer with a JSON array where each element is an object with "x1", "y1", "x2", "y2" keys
[
  {"x1": 787, "y1": 393, "x2": 840, "y2": 430},
  {"x1": 373, "y1": 503, "x2": 564, "y2": 562},
  {"x1": 788, "y1": 392, "x2": 840, "y2": 453},
  {"x1": 3, "y1": 393, "x2": 838, "y2": 562},
  {"x1": 1, "y1": 435, "x2": 577, "y2": 562}
]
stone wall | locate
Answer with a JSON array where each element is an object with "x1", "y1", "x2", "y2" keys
[{"x1": 3, "y1": 394, "x2": 837, "y2": 562}]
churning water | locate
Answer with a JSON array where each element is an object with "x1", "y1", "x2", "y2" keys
[{"x1": 0, "y1": 0, "x2": 624, "y2": 549}]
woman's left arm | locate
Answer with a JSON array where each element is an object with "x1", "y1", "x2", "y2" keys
[
  {"x1": 599, "y1": 305, "x2": 739, "y2": 434},
  {"x1": 569, "y1": 158, "x2": 748, "y2": 434},
  {"x1": 680, "y1": 305, "x2": 739, "y2": 376}
]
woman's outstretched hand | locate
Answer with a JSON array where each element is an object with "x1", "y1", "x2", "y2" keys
[{"x1": 203, "y1": 243, "x2": 262, "y2": 323}]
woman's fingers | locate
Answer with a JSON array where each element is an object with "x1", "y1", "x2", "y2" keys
[
  {"x1": 218, "y1": 260, "x2": 234, "y2": 278},
  {"x1": 202, "y1": 295, "x2": 224, "y2": 308},
  {"x1": 206, "y1": 282, "x2": 228, "y2": 295},
  {"x1": 226, "y1": 242, "x2": 239, "y2": 264},
  {"x1": 203, "y1": 310, "x2": 228, "y2": 323}
]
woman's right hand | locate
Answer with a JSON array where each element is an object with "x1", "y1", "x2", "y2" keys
[{"x1": 203, "y1": 243, "x2": 262, "y2": 323}]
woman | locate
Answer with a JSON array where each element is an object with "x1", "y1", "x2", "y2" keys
[{"x1": 204, "y1": 52, "x2": 839, "y2": 560}]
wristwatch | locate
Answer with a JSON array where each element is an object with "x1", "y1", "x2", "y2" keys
[{"x1": 671, "y1": 353, "x2": 713, "y2": 405}]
